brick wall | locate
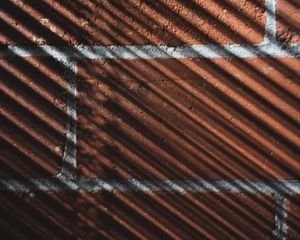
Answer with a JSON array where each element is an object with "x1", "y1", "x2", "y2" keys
[{"x1": 0, "y1": 0, "x2": 299, "y2": 239}]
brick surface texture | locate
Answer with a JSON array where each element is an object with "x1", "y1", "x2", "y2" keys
[
  {"x1": 277, "y1": 0, "x2": 300, "y2": 44},
  {"x1": 287, "y1": 195, "x2": 300, "y2": 239},
  {"x1": 0, "y1": 57, "x2": 67, "y2": 177},
  {"x1": 0, "y1": 192, "x2": 276, "y2": 240},
  {"x1": 0, "y1": 0, "x2": 266, "y2": 45},
  {"x1": 0, "y1": 0, "x2": 299, "y2": 239}
]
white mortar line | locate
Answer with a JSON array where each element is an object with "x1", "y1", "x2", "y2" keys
[
  {"x1": 264, "y1": 0, "x2": 277, "y2": 43},
  {"x1": 56, "y1": 59, "x2": 77, "y2": 180},
  {"x1": 1, "y1": 43, "x2": 299, "y2": 59},
  {"x1": 0, "y1": 179, "x2": 299, "y2": 193},
  {"x1": 72, "y1": 43, "x2": 300, "y2": 59},
  {"x1": 273, "y1": 194, "x2": 289, "y2": 240}
]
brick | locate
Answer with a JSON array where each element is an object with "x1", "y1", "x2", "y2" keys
[
  {"x1": 0, "y1": 57, "x2": 68, "y2": 177},
  {"x1": 77, "y1": 58, "x2": 300, "y2": 180},
  {"x1": 277, "y1": 0, "x2": 300, "y2": 44},
  {"x1": 0, "y1": 0, "x2": 266, "y2": 46},
  {"x1": 0, "y1": 191, "x2": 276, "y2": 240},
  {"x1": 287, "y1": 195, "x2": 300, "y2": 240}
]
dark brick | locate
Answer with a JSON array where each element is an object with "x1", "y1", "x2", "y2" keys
[
  {"x1": 287, "y1": 195, "x2": 300, "y2": 240},
  {"x1": 0, "y1": 191, "x2": 276, "y2": 240},
  {"x1": 0, "y1": 0, "x2": 266, "y2": 46},
  {"x1": 277, "y1": 0, "x2": 300, "y2": 44},
  {"x1": 0, "y1": 57, "x2": 68, "y2": 177},
  {"x1": 77, "y1": 58, "x2": 300, "y2": 180}
]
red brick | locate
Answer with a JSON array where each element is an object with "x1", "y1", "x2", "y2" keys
[
  {"x1": 277, "y1": 0, "x2": 300, "y2": 44},
  {"x1": 77, "y1": 58, "x2": 300, "y2": 180},
  {"x1": 287, "y1": 195, "x2": 300, "y2": 239},
  {"x1": 0, "y1": 191, "x2": 276, "y2": 240},
  {"x1": 0, "y1": 0, "x2": 266, "y2": 46},
  {"x1": 0, "y1": 57, "x2": 68, "y2": 177}
]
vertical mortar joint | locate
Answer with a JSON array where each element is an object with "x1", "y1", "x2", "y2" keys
[
  {"x1": 272, "y1": 194, "x2": 288, "y2": 240},
  {"x1": 57, "y1": 58, "x2": 77, "y2": 180},
  {"x1": 264, "y1": 0, "x2": 277, "y2": 43}
]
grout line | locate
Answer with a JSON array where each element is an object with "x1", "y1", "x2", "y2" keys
[
  {"x1": 64, "y1": 42, "x2": 300, "y2": 59},
  {"x1": 264, "y1": 0, "x2": 277, "y2": 43},
  {"x1": 0, "y1": 42, "x2": 299, "y2": 59},
  {"x1": 56, "y1": 59, "x2": 77, "y2": 180},
  {"x1": 0, "y1": 179, "x2": 299, "y2": 193},
  {"x1": 273, "y1": 194, "x2": 289, "y2": 240}
]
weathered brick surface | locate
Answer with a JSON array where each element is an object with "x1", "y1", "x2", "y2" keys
[
  {"x1": 277, "y1": 0, "x2": 300, "y2": 44},
  {"x1": 0, "y1": 0, "x2": 265, "y2": 46},
  {"x1": 0, "y1": 57, "x2": 68, "y2": 177},
  {"x1": 0, "y1": 0, "x2": 300, "y2": 238},
  {"x1": 287, "y1": 195, "x2": 300, "y2": 240},
  {"x1": 0, "y1": 192, "x2": 275, "y2": 240},
  {"x1": 77, "y1": 58, "x2": 300, "y2": 180}
]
